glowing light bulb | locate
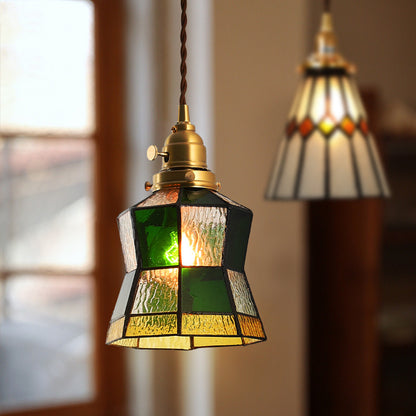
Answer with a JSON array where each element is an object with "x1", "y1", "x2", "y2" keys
[{"x1": 181, "y1": 233, "x2": 197, "y2": 266}]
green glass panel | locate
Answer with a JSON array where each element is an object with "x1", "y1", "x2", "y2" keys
[
  {"x1": 223, "y1": 207, "x2": 252, "y2": 271},
  {"x1": 180, "y1": 188, "x2": 227, "y2": 206},
  {"x1": 134, "y1": 206, "x2": 179, "y2": 268},
  {"x1": 181, "y1": 267, "x2": 232, "y2": 313}
]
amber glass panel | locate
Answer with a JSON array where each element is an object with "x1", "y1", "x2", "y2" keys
[
  {"x1": 181, "y1": 314, "x2": 237, "y2": 336},
  {"x1": 180, "y1": 206, "x2": 226, "y2": 266},
  {"x1": 238, "y1": 314, "x2": 265, "y2": 338},
  {"x1": 110, "y1": 338, "x2": 138, "y2": 348},
  {"x1": 131, "y1": 268, "x2": 178, "y2": 314},
  {"x1": 181, "y1": 267, "x2": 232, "y2": 313},
  {"x1": 193, "y1": 336, "x2": 243, "y2": 347},
  {"x1": 139, "y1": 336, "x2": 191, "y2": 350},
  {"x1": 134, "y1": 206, "x2": 179, "y2": 268},
  {"x1": 126, "y1": 314, "x2": 177, "y2": 336},
  {"x1": 106, "y1": 317, "x2": 125, "y2": 343}
]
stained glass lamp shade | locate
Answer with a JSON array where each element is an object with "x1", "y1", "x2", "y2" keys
[
  {"x1": 106, "y1": 106, "x2": 266, "y2": 350},
  {"x1": 266, "y1": 12, "x2": 390, "y2": 200}
]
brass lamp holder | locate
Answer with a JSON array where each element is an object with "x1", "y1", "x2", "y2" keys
[
  {"x1": 300, "y1": 12, "x2": 355, "y2": 74},
  {"x1": 145, "y1": 104, "x2": 219, "y2": 192}
]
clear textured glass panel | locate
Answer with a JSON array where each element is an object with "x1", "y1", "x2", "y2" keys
[
  {"x1": 139, "y1": 336, "x2": 191, "y2": 350},
  {"x1": 368, "y1": 135, "x2": 391, "y2": 196},
  {"x1": 0, "y1": 0, "x2": 94, "y2": 134},
  {"x1": 0, "y1": 138, "x2": 94, "y2": 270},
  {"x1": 111, "y1": 271, "x2": 136, "y2": 321},
  {"x1": 352, "y1": 131, "x2": 379, "y2": 196},
  {"x1": 223, "y1": 208, "x2": 252, "y2": 272},
  {"x1": 181, "y1": 268, "x2": 232, "y2": 313},
  {"x1": 288, "y1": 78, "x2": 305, "y2": 119},
  {"x1": 132, "y1": 268, "x2": 178, "y2": 314},
  {"x1": 329, "y1": 76, "x2": 346, "y2": 121},
  {"x1": 0, "y1": 275, "x2": 94, "y2": 411},
  {"x1": 342, "y1": 77, "x2": 360, "y2": 122},
  {"x1": 135, "y1": 188, "x2": 179, "y2": 208},
  {"x1": 265, "y1": 137, "x2": 288, "y2": 199},
  {"x1": 310, "y1": 77, "x2": 327, "y2": 123},
  {"x1": 134, "y1": 207, "x2": 179, "y2": 268},
  {"x1": 329, "y1": 132, "x2": 356, "y2": 197},
  {"x1": 126, "y1": 314, "x2": 177, "y2": 337},
  {"x1": 180, "y1": 206, "x2": 226, "y2": 267},
  {"x1": 238, "y1": 314, "x2": 265, "y2": 338},
  {"x1": 227, "y1": 270, "x2": 257, "y2": 316},
  {"x1": 277, "y1": 133, "x2": 302, "y2": 198},
  {"x1": 118, "y1": 211, "x2": 137, "y2": 273},
  {"x1": 299, "y1": 131, "x2": 326, "y2": 198},
  {"x1": 296, "y1": 77, "x2": 313, "y2": 122},
  {"x1": 181, "y1": 314, "x2": 237, "y2": 336}
]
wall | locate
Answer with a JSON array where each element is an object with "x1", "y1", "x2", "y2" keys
[{"x1": 213, "y1": 1, "x2": 308, "y2": 415}]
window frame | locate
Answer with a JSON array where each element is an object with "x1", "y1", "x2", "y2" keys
[{"x1": 0, "y1": 0, "x2": 127, "y2": 415}]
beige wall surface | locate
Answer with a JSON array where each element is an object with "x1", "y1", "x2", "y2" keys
[{"x1": 213, "y1": 1, "x2": 308, "y2": 415}]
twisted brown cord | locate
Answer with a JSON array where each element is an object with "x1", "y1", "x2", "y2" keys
[
  {"x1": 324, "y1": 0, "x2": 331, "y2": 12},
  {"x1": 180, "y1": 0, "x2": 187, "y2": 105}
]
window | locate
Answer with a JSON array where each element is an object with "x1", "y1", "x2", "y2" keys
[{"x1": 0, "y1": 1, "x2": 126, "y2": 415}]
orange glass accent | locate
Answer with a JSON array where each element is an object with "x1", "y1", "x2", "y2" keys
[
  {"x1": 286, "y1": 119, "x2": 297, "y2": 137},
  {"x1": 106, "y1": 317, "x2": 125, "y2": 343},
  {"x1": 238, "y1": 314, "x2": 265, "y2": 338},
  {"x1": 341, "y1": 116, "x2": 355, "y2": 136},
  {"x1": 299, "y1": 118, "x2": 314, "y2": 137},
  {"x1": 319, "y1": 116, "x2": 336, "y2": 135},
  {"x1": 360, "y1": 119, "x2": 369, "y2": 135}
]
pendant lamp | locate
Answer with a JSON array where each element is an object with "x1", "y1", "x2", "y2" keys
[
  {"x1": 266, "y1": 0, "x2": 390, "y2": 200},
  {"x1": 106, "y1": 0, "x2": 266, "y2": 350}
]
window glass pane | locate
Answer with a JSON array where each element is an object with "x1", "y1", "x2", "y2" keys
[
  {"x1": 0, "y1": 137, "x2": 94, "y2": 270},
  {"x1": 0, "y1": 275, "x2": 94, "y2": 411},
  {"x1": 0, "y1": 0, "x2": 94, "y2": 134}
]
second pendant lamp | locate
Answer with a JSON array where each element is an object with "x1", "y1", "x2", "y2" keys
[
  {"x1": 266, "y1": 1, "x2": 390, "y2": 200},
  {"x1": 106, "y1": 0, "x2": 266, "y2": 350}
]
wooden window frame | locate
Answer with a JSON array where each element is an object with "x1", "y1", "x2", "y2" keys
[{"x1": 0, "y1": 1, "x2": 127, "y2": 415}]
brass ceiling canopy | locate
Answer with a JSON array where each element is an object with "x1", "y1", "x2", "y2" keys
[
  {"x1": 301, "y1": 12, "x2": 355, "y2": 73},
  {"x1": 146, "y1": 104, "x2": 218, "y2": 192}
]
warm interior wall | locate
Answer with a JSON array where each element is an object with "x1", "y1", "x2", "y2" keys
[
  {"x1": 213, "y1": 1, "x2": 308, "y2": 415},
  {"x1": 309, "y1": 0, "x2": 416, "y2": 106}
]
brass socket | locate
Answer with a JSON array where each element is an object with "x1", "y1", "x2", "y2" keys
[{"x1": 148, "y1": 105, "x2": 217, "y2": 191}]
